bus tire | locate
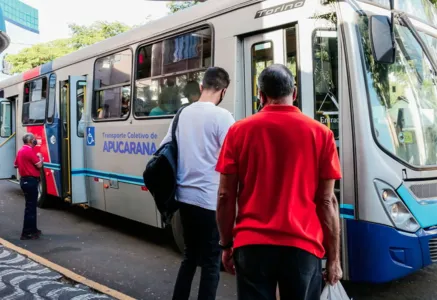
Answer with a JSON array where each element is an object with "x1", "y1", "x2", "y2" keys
[
  {"x1": 37, "y1": 169, "x2": 52, "y2": 208},
  {"x1": 171, "y1": 210, "x2": 185, "y2": 254}
]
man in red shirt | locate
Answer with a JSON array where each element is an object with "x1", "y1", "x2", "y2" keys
[
  {"x1": 14, "y1": 133, "x2": 43, "y2": 240},
  {"x1": 216, "y1": 64, "x2": 342, "y2": 300}
]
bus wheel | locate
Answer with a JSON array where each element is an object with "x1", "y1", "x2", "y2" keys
[
  {"x1": 171, "y1": 210, "x2": 185, "y2": 254},
  {"x1": 37, "y1": 170, "x2": 52, "y2": 208}
]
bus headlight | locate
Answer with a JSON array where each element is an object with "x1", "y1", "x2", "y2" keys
[{"x1": 374, "y1": 180, "x2": 420, "y2": 233}]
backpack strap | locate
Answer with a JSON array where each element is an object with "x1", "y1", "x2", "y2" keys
[{"x1": 171, "y1": 104, "x2": 189, "y2": 149}]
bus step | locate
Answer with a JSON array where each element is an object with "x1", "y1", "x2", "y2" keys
[
  {"x1": 7, "y1": 179, "x2": 19, "y2": 185},
  {"x1": 64, "y1": 197, "x2": 71, "y2": 203}
]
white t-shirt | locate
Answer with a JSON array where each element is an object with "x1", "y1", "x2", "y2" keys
[{"x1": 160, "y1": 102, "x2": 235, "y2": 211}]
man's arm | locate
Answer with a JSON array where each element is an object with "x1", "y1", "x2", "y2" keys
[
  {"x1": 34, "y1": 153, "x2": 43, "y2": 169},
  {"x1": 217, "y1": 173, "x2": 239, "y2": 245},
  {"x1": 316, "y1": 179, "x2": 342, "y2": 284}
]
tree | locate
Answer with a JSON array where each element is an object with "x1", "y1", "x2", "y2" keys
[
  {"x1": 5, "y1": 21, "x2": 131, "y2": 74},
  {"x1": 69, "y1": 21, "x2": 131, "y2": 49},
  {"x1": 167, "y1": 1, "x2": 201, "y2": 13}
]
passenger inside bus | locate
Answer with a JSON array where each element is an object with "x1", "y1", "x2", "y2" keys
[
  {"x1": 121, "y1": 96, "x2": 130, "y2": 117},
  {"x1": 150, "y1": 78, "x2": 181, "y2": 116},
  {"x1": 183, "y1": 81, "x2": 201, "y2": 104}
]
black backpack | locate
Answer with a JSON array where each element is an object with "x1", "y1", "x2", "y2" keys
[{"x1": 143, "y1": 105, "x2": 188, "y2": 224}]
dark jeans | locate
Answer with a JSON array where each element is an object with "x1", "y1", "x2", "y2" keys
[
  {"x1": 20, "y1": 177, "x2": 39, "y2": 236},
  {"x1": 172, "y1": 202, "x2": 221, "y2": 300},
  {"x1": 234, "y1": 245, "x2": 322, "y2": 300}
]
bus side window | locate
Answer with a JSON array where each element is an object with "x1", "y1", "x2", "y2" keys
[
  {"x1": 134, "y1": 27, "x2": 212, "y2": 118},
  {"x1": 23, "y1": 76, "x2": 48, "y2": 125},
  {"x1": 92, "y1": 49, "x2": 132, "y2": 121}
]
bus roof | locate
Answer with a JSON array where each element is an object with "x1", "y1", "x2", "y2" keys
[{"x1": 0, "y1": 0, "x2": 259, "y2": 88}]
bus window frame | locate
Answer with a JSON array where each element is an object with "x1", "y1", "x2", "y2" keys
[
  {"x1": 133, "y1": 24, "x2": 215, "y2": 120},
  {"x1": 22, "y1": 75, "x2": 49, "y2": 127},
  {"x1": 91, "y1": 47, "x2": 134, "y2": 123},
  {"x1": 46, "y1": 73, "x2": 57, "y2": 124}
]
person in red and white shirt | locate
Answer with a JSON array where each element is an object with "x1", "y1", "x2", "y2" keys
[
  {"x1": 14, "y1": 133, "x2": 43, "y2": 240},
  {"x1": 216, "y1": 64, "x2": 342, "y2": 300}
]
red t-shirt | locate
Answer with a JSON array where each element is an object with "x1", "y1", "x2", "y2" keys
[
  {"x1": 216, "y1": 105, "x2": 342, "y2": 258},
  {"x1": 14, "y1": 145, "x2": 41, "y2": 178}
]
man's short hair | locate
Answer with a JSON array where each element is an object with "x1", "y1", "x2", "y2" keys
[
  {"x1": 23, "y1": 133, "x2": 35, "y2": 144},
  {"x1": 258, "y1": 64, "x2": 295, "y2": 100},
  {"x1": 202, "y1": 67, "x2": 230, "y2": 92}
]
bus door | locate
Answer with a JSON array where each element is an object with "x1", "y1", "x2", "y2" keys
[
  {"x1": 60, "y1": 76, "x2": 88, "y2": 204},
  {"x1": 243, "y1": 18, "x2": 342, "y2": 264},
  {"x1": 0, "y1": 97, "x2": 16, "y2": 179}
]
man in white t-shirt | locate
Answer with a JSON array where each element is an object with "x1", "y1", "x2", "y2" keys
[{"x1": 160, "y1": 67, "x2": 235, "y2": 300}]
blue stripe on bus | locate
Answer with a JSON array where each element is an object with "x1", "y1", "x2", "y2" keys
[
  {"x1": 339, "y1": 204, "x2": 355, "y2": 219},
  {"x1": 72, "y1": 169, "x2": 144, "y2": 186},
  {"x1": 340, "y1": 214, "x2": 355, "y2": 220},
  {"x1": 44, "y1": 162, "x2": 60, "y2": 167},
  {"x1": 43, "y1": 163, "x2": 61, "y2": 171},
  {"x1": 340, "y1": 203, "x2": 354, "y2": 210}
]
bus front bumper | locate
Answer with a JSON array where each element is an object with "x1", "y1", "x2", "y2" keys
[{"x1": 345, "y1": 220, "x2": 437, "y2": 283}]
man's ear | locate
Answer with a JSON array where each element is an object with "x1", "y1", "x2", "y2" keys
[
  {"x1": 260, "y1": 91, "x2": 267, "y2": 106},
  {"x1": 292, "y1": 87, "x2": 298, "y2": 101}
]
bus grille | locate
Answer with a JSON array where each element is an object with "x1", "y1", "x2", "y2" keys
[
  {"x1": 430, "y1": 238, "x2": 437, "y2": 263},
  {"x1": 409, "y1": 183, "x2": 437, "y2": 199}
]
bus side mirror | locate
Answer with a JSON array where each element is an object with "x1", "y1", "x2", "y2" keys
[{"x1": 370, "y1": 15, "x2": 395, "y2": 64}]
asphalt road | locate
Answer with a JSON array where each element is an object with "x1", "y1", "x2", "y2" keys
[{"x1": 0, "y1": 180, "x2": 436, "y2": 300}]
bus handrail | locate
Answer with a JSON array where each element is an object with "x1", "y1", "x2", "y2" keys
[{"x1": 0, "y1": 132, "x2": 15, "y2": 148}]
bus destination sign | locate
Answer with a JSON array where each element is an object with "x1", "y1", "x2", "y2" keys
[{"x1": 255, "y1": 0, "x2": 306, "y2": 19}]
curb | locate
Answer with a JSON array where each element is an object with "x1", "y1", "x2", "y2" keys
[{"x1": 0, "y1": 237, "x2": 136, "y2": 300}]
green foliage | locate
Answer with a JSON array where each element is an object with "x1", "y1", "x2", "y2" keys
[
  {"x1": 5, "y1": 21, "x2": 131, "y2": 74},
  {"x1": 167, "y1": 1, "x2": 201, "y2": 13},
  {"x1": 69, "y1": 21, "x2": 131, "y2": 49}
]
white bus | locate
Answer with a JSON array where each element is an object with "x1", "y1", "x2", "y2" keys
[{"x1": 0, "y1": 0, "x2": 436, "y2": 283}]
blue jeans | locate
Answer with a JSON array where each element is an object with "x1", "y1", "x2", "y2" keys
[
  {"x1": 234, "y1": 245, "x2": 322, "y2": 300},
  {"x1": 172, "y1": 202, "x2": 221, "y2": 300},
  {"x1": 20, "y1": 177, "x2": 39, "y2": 236}
]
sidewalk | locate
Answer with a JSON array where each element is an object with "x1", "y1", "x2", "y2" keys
[{"x1": 0, "y1": 244, "x2": 113, "y2": 300}]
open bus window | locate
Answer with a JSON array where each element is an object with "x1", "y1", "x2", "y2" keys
[
  {"x1": 93, "y1": 49, "x2": 132, "y2": 121},
  {"x1": 134, "y1": 27, "x2": 211, "y2": 118},
  {"x1": 23, "y1": 77, "x2": 48, "y2": 125}
]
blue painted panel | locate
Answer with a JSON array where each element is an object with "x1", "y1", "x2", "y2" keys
[
  {"x1": 397, "y1": 185, "x2": 437, "y2": 228},
  {"x1": 40, "y1": 61, "x2": 53, "y2": 75},
  {"x1": 346, "y1": 220, "x2": 423, "y2": 283},
  {"x1": 0, "y1": 7, "x2": 6, "y2": 32}
]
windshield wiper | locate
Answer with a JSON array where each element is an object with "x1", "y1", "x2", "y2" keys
[{"x1": 397, "y1": 13, "x2": 437, "y2": 76}]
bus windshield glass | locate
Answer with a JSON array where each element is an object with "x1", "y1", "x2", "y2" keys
[{"x1": 359, "y1": 15, "x2": 437, "y2": 167}]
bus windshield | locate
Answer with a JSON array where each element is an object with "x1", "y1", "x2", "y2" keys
[{"x1": 359, "y1": 15, "x2": 437, "y2": 167}]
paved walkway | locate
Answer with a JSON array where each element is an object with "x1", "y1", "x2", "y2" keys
[{"x1": 0, "y1": 245, "x2": 113, "y2": 300}]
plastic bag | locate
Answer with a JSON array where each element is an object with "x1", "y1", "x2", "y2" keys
[{"x1": 320, "y1": 282, "x2": 351, "y2": 300}]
